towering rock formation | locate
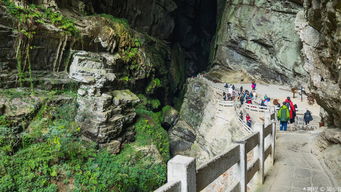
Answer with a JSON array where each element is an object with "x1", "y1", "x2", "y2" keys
[
  {"x1": 212, "y1": 0, "x2": 307, "y2": 86},
  {"x1": 296, "y1": 0, "x2": 341, "y2": 127}
]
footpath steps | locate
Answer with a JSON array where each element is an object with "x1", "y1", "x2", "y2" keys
[
  {"x1": 155, "y1": 76, "x2": 277, "y2": 192},
  {"x1": 256, "y1": 132, "x2": 336, "y2": 192},
  {"x1": 155, "y1": 76, "x2": 334, "y2": 192}
]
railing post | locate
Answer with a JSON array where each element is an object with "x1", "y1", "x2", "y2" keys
[
  {"x1": 259, "y1": 124, "x2": 265, "y2": 184},
  {"x1": 235, "y1": 141, "x2": 247, "y2": 192},
  {"x1": 167, "y1": 155, "x2": 196, "y2": 192},
  {"x1": 271, "y1": 120, "x2": 276, "y2": 165},
  {"x1": 264, "y1": 110, "x2": 271, "y2": 127}
]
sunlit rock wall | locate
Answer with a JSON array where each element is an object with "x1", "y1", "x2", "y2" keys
[{"x1": 212, "y1": 0, "x2": 307, "y2": 86}]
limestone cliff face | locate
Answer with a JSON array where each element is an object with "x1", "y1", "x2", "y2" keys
[
  {"x1": 297, "y1": 0, "x2": 341, "y2": 127},
  {"x1": 212, "y1": 0, "x2": 307, "y2": 86},
  {"x1": 169, "y1": 76, "x2": 247, "y2": 164},
  {"x1": 209, "y1": 0, "x2": 341, "y2": 127},
  {"x1": 0, "y1": 0, "x2": 178, "y2": 149}
]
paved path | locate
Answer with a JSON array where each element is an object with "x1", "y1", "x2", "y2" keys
[{"x1": 256, "y1": 131, "x2": 336, "y2": 192}]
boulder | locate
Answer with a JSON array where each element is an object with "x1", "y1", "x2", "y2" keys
[
  {"x1": 322, "y1": 129, "x2": 341, "y2": 145},
  {"x1": 169, "y1": 120, "x2": 196, "y2": 155},
  {"x1": 99, "y1": 140, "x2": 121, "y2": 154}
]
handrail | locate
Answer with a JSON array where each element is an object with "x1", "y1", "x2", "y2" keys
[
  {"x1": 234, "y1": 105, "x2": 253, "y2": 133},
  {"x1": 218, "y1": 100, "x2": 234, "y2": 107},
  {"x1": 155, "y1": 110, "x2": 277, "y2": 192},
  {"x1": 245, "y1": 103, "x2": 269, "y2": 112}
]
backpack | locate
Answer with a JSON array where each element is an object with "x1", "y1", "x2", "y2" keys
[{"x1": 285, "y1": 102, "x2": 290, "y2": 110}]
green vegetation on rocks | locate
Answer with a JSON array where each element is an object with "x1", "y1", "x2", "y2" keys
[
  {"x1": 1, "y1": 0, "x2": 79, "y2": 90},
  {"x1": 146, "y1": 78, "x2": 162, "y2": 95},
  {"x1": 0, "y1": 90, "x2": 169, "y2": 191},
  {"x1": 1, "y1": 0, "x2": 79, "y2": 36},
  {"x1": 96, "y1": 13, "x2": 129, "y2": 27}
]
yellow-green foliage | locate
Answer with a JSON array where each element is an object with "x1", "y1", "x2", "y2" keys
[
  {"x1": 2, "y1": 0, "x2": 79, "y2": 36},
  {"x1": 0, "y1": 91, "x2": 169, "y2": 192},
  {"x1": 96, "y1": 13, "x2": 129, "y2": 27},
  {"x1": 146, "y1": 78, "x2": 162, "y2": 95}
]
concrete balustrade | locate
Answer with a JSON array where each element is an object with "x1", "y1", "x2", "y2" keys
[
  {"x1": 245, "y1": 103, "x2": 269, "y2": 112},
  {"x1": 218, "y1": 100, "x2": 235, "y2": 107},
  {"x1": 155, "y1": 110, "x2": 276, "y2": 192}
]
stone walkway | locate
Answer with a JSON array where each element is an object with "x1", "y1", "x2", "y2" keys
[{"x1": 256, "y1": 131, "x2": 336, "y2": 192}]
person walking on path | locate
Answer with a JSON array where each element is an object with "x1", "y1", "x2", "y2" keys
[
  {"x1": 253, "y1": 91, "x2": 257, "y2": 100},
  {"x1": 240, "y1": 86, "x2": 243, "y2": 93},
  {"x1": 246, "y1": 113, "x2": 252, "y2": 128},
  {"x1": 284, "y1": 97, "x2": 296, "y2": 123},
  {"x1": 278, "y1": 102, "x2": 290, "y2": 131},
  {"x1": 246, "y1": 94, "x2": 252, "y2": 104},
  {"x1": 223, "y1": 92, "x2": 227, "y2": 101},
  {"x1": 251, "y1": 81, "x2": 256, "y2": 90},
  {"x1": 304, "y1": 110, "x2": 313, "y2": 125},
  {"x1": 239, "y1": 94, "x2": 245, "y2": 105},
  {"x1": 240, "y1": 111, "x2": 243, "y2": 121}
]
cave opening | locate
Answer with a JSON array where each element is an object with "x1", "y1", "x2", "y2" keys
[
  {"x1": 88, "y1": 0, "x2": 219, "y2": 77},
  {"x1": 170, "y1": 0, "x2": 218, "y2": 76}
]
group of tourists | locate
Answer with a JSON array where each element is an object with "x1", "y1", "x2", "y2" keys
[
  {"x1": 222, "y1": 82, "x2": 259, "y2": 128},
  {"x1": 239, "y1": 89, "x2": 256, "y2": 105},
  {"x1": 260, "y1": 95, "x2": 271, "y2": 107},
  {"x1": 239, "y1": 111, "x2": 252, "y2": 128},
  {"x1": 222, "y1": 83, "x2": 237, "y2": 101},
  {"x1": 277, "y1": 97, "x2": 313, "y2": 131},
  {"x1": 219, "y1": 80, "x2": 314, "y2": 131}
]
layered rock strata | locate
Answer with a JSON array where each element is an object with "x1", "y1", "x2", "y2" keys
[{"x1": 69, "y1": 51, "x2": 139, "y2": 151}]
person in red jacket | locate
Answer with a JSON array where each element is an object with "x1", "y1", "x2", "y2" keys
[
  {"x1": 284, "y1": 97, "x2": 296, "y2": 123},
  {"x1": 246, "y1": 113, "x2": 252, "y2": 128}
]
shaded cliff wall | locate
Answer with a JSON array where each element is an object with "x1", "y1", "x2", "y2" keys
[{"x1": 88, "y1": 0, "x2": 219, "y2": 76}]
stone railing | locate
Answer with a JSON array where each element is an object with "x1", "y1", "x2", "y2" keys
[
  {"x1": 245, "y1": 103, "x2": 269, "y2": 112},
  {"x1": 155, "y1": 111, "x2": 276, "y2": 192},
  {"x1": 218, "y1": 100, "x2": 235, "y2": 107},
  {"x1": 234, "y1": 105, "x2": 253, "y2": 133}
]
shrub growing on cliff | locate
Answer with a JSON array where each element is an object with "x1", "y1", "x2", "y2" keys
[
  {"x1": 0, "y1": 90, "x2": 169, "y2": 191},
  {"x1": 97, "y1": 13, "x2": 129, "y2": 27},
  {"x1": 146, "y1": 78, "x2": 162, "y2": 95},
  {"x1": 1, "y1": 0, "x2": 79, "y2": 89},
  {"x1": 1, "y1": 0, "x2": 79, "y2": 36}
]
